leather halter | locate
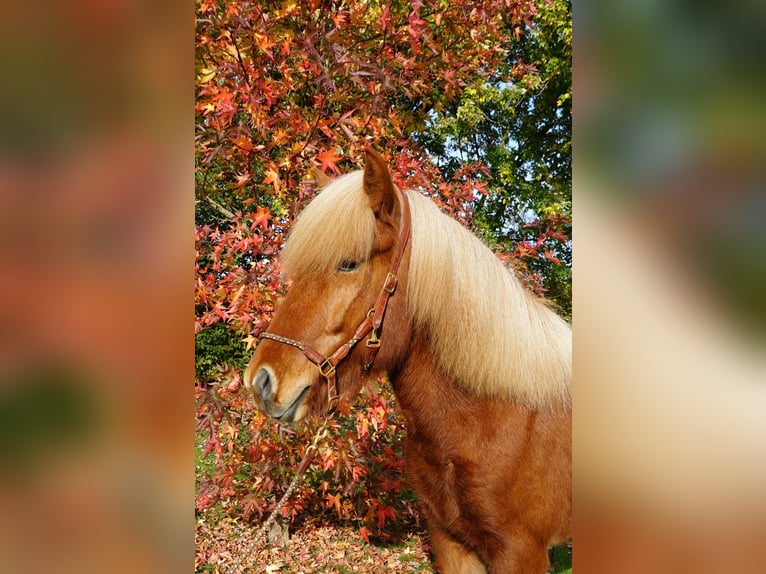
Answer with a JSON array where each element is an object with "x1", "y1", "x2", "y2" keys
[{"x1": 258, "y1": 192, "x2": 411, "y2": 409}]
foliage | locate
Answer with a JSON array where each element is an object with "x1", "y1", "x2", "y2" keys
[
  {"x1": 195, "y1": 0, "x2": 571, "y2": 546},
  {"x1": 196, "y1": 371, "x2": 419, "y2": 541},
  {"x1": 195, "y1": 323, "x2": 251, "y2": 382},
  {"x1": 416, "y1": 0, "x2": 572, "y2": 318}
]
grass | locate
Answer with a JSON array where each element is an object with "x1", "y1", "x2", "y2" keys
[{"x1": 549, "y1": 542, "x2": 573, "y2": 573}]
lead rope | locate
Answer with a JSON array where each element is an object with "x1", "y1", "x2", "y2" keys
[{"x1": 228, "y1": 412, "x2": 335, "y2": 574}]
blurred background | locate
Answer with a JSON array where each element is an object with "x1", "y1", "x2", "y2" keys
[
  {"x1": 575, "y1": 0, "x2": 766, "y2": 571},
  {"x1": 0, "y1": 0, "x2": 764, "y2": 572},
  {"x1": 0, "y1": 0, "x2": 191, "y2": 572}
]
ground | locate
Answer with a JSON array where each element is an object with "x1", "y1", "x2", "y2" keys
[
  {"x1": 196, "y1": 516, "x2": 433, "y2": 573},
  {"x1": 196, "y1": 514, "x2": 572, "y2": 573}
]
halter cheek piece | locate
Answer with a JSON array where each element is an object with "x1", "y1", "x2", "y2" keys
[{"x1": 258, "y1": 192, "x2": 412, "y2": 410}]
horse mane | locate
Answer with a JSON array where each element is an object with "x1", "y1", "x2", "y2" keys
[
  {"x1": 282, "y1": 170, "x2": 571, "y2": 407},
  {"x1": 406, "y1": 191, "x2": 571, "y2": 408}
]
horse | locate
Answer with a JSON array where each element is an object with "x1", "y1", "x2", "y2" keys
[{"x1": 244, "y1": 149, "x2": 571, "y2": 573}]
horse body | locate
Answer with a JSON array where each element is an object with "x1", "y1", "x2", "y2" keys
[
  {"x1": 245, "y1": 150, "x2": 571, "y2": 573},
  {"x1": 394, "y1": 337, "x2": 571, "y2": 572}
]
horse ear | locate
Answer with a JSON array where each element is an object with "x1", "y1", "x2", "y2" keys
[
  {"x1": 363, "y1": 148, "x2": 399, "y2": 222},
  {"x1": 309, "y1": 166, "x2": 333, "y2": 188}
]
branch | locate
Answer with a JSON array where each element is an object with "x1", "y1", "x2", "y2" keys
[
  {"x1": 231, "y1": 32, "x2": 252, "y2": 90},
  {"x1": 199, "y1": 196, "x2": 236, "y2": 220}
]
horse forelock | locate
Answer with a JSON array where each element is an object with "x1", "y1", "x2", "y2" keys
[
  {"x1": 405, "y1": 191, "x2": 572, "y2": 408},
  {"x1": 282, "y1": 171, "x2": 376, "y2": 279}
]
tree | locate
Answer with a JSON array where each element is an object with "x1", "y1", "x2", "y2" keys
[{"x1": 416, "y1": 0, "x2": 572, "y2": 318}]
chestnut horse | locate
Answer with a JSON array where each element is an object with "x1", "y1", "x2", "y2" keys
[{"x1": 244, "y1": 150, "x2": 571, "y2": 573}]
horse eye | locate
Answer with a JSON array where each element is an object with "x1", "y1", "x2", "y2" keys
[{"x1": 338, "y1": 260, "x2": 359, "y2": 272}]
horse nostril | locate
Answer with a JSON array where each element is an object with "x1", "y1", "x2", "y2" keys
[{"x1": 253, "y1": 368, "x2": 272, "y2": 401}]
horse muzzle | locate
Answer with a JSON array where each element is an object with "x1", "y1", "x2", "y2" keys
[{"x1": 246, "y1": 366, "x2": 311, "y2": 422}]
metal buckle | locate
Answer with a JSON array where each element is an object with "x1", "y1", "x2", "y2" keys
[
  {"x1": 365, "y1": 329, "x2": 380, "y2": 349},
  {"x1": 318, "y1": 359, "x2": 336, "y2": 379},
  {"x1": 383, "y1": 272, "x2": 397, "y2": 294}
]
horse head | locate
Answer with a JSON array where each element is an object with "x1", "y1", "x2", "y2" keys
[{"x1": 244, "y1": 150, "x2": 411, "y2": 422}]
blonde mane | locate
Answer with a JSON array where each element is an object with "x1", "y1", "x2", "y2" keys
[
  {"x1": 406, "y1": 191, "x2": 571, "y2": 407},
  {"x1": 282, "y1": 171, "x2": 571, "y2": 407}
]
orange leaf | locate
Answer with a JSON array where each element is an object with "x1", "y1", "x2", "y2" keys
[
  {"x1": 325, "y1": 492, "x2": 342, "y2": 518},
  {"x1": 261, "y1": 169, "x2": 281, "y2": 195},
  {"x1": 234, "y1": 172, "x2": 252, "y2": 189},
  {"x1": 231, "y1": 134, "x2": 254, "y2": 152},
  {"x1": 544, "y1": 249, "x2": 562, "y2": 264},
  {"x1": 229, "y1": 284, "x2": 245, "y2": 306},
  {"x1": 316, "y1": 147, "x2": 342, "y2": 175},
  {"x1": 249, "y1": 205, "x2": 272, "y2": 230}
]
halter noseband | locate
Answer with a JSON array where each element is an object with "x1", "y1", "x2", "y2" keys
[{"x1": 258, "y1": 192, "x2": 411, "y2": 409}]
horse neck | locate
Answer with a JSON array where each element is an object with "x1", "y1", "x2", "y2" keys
[
  {"x1": 389, "y1": 327, "x2": 568, "y2": 427},
  {"x1": 389, "y1": 331, "x2": 495, "y2": 422}
]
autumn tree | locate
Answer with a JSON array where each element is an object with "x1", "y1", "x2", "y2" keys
[
  {"x1": 195, "y1": 0, "x2": 571, "y2": 551},
  {"x1": 416, "y1": 0, "x2": 572, "y2": 318}
]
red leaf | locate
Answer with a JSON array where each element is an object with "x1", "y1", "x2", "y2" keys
[
  {"x1": 379, "y1": 5, "x2": 392, "y2": 31},
  {"x1": 377, "y1": 504, "x2": 396, "y2": 529}
]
